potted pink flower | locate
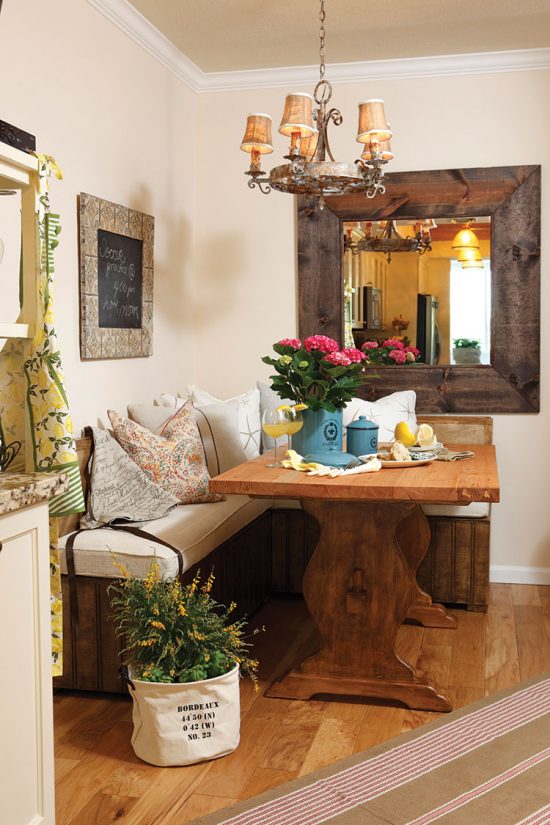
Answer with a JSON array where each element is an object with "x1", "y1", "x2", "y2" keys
[
  {"x1": 262, "y1": 335, "x2": 369, "y2": 456},
  {"x1": 361, "y1": 338, "x2": 421, "y2": 366}
]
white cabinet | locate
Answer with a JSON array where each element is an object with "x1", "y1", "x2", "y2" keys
[{"x1": 0, "y1": 502, "x2": 55, "y2": 825}]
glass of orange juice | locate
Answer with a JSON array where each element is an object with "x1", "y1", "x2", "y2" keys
[
  {"x1": 262, "y1": 409, "x2": 289, "y2": 467},
  {"x1": 283, "y1": 408, "x2": 304, "y2": 453}
]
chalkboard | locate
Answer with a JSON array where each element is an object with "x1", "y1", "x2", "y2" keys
[{"x1": 97, "y1": 229, "x2": 143, "y2": 329}]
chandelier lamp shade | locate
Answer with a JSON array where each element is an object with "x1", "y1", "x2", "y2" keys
[
  {"x1": 451, "y1": 224, "x2": 484, "y2": 269},
  {"x1": 456, "y1": 247, "x2": 483, "y2": 263},
  {"x1": 451, "y1": 227, "x2": 480, "y2": 251},
  {"x1": 239, "y1": 0, "x2": 393, "y2": 208}
]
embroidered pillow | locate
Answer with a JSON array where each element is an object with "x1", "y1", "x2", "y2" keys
[
  {"x1": 107, "y1": 405, "x2": 222, "y2": 504},
  {"x1": 343, "y1": 391, "x2": 417, "y2": 443}
]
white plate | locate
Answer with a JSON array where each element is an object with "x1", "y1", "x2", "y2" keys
[
  {"x1": 379, "y1": 456, "x2": 437, "y2": 468},
  {"x1": 378, "y1": 441, "x2": 442, "y2": 452}
]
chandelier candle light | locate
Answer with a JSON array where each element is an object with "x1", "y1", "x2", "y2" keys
[{"x1": 240, "y1": 0, "x2": 393, "y2": 209}]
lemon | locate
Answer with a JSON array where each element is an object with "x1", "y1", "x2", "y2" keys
[
  {"x1": 394, "y1": 421, "x2": 416, "y2": 447},
  {"x1": 276, "y1": 404, "x2": 292, "y2": 412},
  {"x1": 416, "y1": 423, "x2": 437, "y2": 448},
  {"x1": 293, "y1": 404, "x2": 308, "y2": 411}
]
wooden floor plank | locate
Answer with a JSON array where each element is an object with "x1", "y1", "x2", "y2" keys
[
  {"x1": 298, "y1": 716, "x2": 360, "y2": 776},
  {"x1": 488, "y1": 583, "x2": 514, "y2": 607},
  {"x1": 68, "y1": 791, "x2": 139, "y2": 824},
  {"x1": 485, "y1": 600, "x2": 521, "y2": 694},
  {"x1": 512, "y1": 584, "x2": 541, "y2": 606},
  {"x1": 354, "y1": 706, "x2": 406, "y2": 752},
  {"x1": 54, "y1": 586, "x2": 550, "y2": 825},
  {"x1": 241, "y1": 767, "x2": 298, "y2": 798},
  {"x1": 193, "y1": 704, "x2": 284, "y2": 798},
  {"x1": 54, "y1": 757, "x2": 79, "y2": 782},
  {"x1": 514, "y1": 604, "x2": 550, "y2": 680},
  {"x1": 164, "y1": 794, "x2": 237, "y2": 825},
  {"x1": 58, "y1": 722, "x2": 136, "y2": 825},
  {"x1": 448, "y1": 609, "x2": 486, "y2": 689}
]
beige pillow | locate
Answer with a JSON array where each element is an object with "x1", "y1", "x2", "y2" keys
[
  {"x1": 108, "y1": 406, "x2": 221, "y2": 504},
  {"x1": 128, "y1": 400, "x2": 246, "y2": 476}
]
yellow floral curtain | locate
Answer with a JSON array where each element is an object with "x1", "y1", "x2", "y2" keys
[{"x1": 0, "y1": 154, "x2": 84, "y2": 675}]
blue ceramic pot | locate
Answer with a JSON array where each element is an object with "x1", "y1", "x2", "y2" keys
[{"x1": 292, "y1": 408, "x2": 343, "y2": 457}]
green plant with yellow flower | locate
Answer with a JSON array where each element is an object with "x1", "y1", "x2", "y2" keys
[{"x1": 109, "y1": 560, "x2": 260, "y2": 685}]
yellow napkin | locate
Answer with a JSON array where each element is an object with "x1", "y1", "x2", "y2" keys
[{"x1": 282, "y1": 450, "x2": 381, "y2": 477}]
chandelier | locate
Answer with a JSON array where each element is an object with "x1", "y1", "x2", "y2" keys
[
  {"x1": 239, "y1": 0, "x2": 393, "y2": 209},
  {"x1": 345, "y1": 220, "x2": 434, "y2": 263}
]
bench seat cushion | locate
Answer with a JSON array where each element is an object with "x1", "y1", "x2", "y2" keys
[
  {"x1": 269, "y1": 499, "x2": 490, "y2": 518},
  {"x1": 58, "y1": 495, "x2": 272, "y2": 580}
]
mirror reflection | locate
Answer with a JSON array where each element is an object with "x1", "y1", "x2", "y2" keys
[
  {"x1": 343, "y1": 217, "x2": 491, "y2": 366},
  {"x1": 0, "y1": 188, "x2": 23, "y2": 327}
]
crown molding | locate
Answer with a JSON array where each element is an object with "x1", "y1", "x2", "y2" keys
[
  {"x1": 89, "y1": 0, "x2": 550, "y2": 94},
  {"x1": 88, "y1": 0, "x2": 203, "y2": 91}
]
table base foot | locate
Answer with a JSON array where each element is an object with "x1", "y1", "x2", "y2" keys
[
  {"x1": 406, "y1": 601, "x2": 458, "y2": 628},
  {"x1": 266, "y1": 670, "x2": 453, "y2": 712}
]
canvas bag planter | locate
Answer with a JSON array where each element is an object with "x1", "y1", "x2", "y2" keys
[{"x1": 126, "y1": 664, "x2": 240, "y2": 767}]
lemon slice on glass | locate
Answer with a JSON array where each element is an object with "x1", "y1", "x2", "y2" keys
[
  {"x1": 293, "y1": 404, "x2": 308, "y2": 411},
  {"x1": 276, "y1": 404, "x2": 292, "y2": 412},
  {"x1": 416, "y1": 423, "x2": 437, "y2": 447}
]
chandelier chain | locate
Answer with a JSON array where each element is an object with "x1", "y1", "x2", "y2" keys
[{"x1": 319, "y1": 0, "x2": 326, "y2": 82}]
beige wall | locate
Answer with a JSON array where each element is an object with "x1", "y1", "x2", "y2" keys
[
  {"x1": 196, "y1": 70, "x2": 550, "y2": 577},
  {"x1": 0, "y1": 0, "x2": 198, "y2": 431},
  {"x1": 1, "y1": 2, "x2": 548, "y2": 578}
]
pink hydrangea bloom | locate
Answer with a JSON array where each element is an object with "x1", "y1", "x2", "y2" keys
[
  {"x1": 362, "y1": 341, "x2": 378, "y2": 351},
  {"x1": 342, "y1": 347, "x2": 366, "y2": 363},
  {"x1": 278, "y1": 338, "x2": 302, "y2": 349},
  {"x1": 388, "y1": 348, "x2": 407, "y2": 364},
  {"x1": 405, "y1": 346, "x2": 420, "y2": 356},
  {"x1": 383, "y1": 338, "x2": 404, "y2": 350},
  {"x1": 324, "y1": 351, "x2": 352, "y2": 367},
  {"x1": 304, "y1": 335, "x2": 340, "y2": 354}
]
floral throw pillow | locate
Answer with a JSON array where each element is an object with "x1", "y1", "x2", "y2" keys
[{"x1": 107, "y1": 405, "x2": 222, "y2": 504}]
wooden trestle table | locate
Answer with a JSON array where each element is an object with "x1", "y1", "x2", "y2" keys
[{"x1": 209, "y1": 446, "x2": 499, "y2": 712}]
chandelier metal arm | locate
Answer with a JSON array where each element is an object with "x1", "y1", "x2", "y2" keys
[{"x1": 246, "y1": 173, "x2": 271, "y2": 195}]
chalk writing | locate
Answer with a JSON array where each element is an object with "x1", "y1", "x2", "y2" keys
[{"x1": 97, "y1": 228, "x2": 143, "y2": 329}]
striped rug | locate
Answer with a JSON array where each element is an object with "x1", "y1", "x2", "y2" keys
[{"x1": 192, "y1": 675, "x2": 550, "y2": 825}]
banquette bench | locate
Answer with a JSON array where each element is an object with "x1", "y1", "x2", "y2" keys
[{"x1": 54, "y1": 415, "x2": 492, "y2": 694}]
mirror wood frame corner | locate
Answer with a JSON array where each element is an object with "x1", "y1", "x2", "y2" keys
[{"x1": 297, "y1": 165, "x2": 540, "y2": 414}]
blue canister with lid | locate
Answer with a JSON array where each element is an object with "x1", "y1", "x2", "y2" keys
[{"x1": 346, "y1": 416, "x2": 379, "y2": 457}]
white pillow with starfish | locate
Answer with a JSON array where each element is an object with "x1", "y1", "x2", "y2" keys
[{"x1": 161, "y1": 386, "x2": 261, "y2": 460}]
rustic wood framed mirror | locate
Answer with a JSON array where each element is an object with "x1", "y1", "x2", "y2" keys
[{"x1": 297, "y1": 165, "x2": 540, "y2": 413}]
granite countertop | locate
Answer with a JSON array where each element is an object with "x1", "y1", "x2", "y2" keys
[{"x1": 0, "y1": 472, "x2": 69, "y2": 515}]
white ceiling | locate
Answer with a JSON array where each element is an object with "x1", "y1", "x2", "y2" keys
[{"x1": 128, "y1": 0, "x2": 550, "y2": 73}]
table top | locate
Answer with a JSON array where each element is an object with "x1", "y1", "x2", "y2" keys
[{"x1": 209, "y1": 445, "x2": 500, "y2": 505}]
